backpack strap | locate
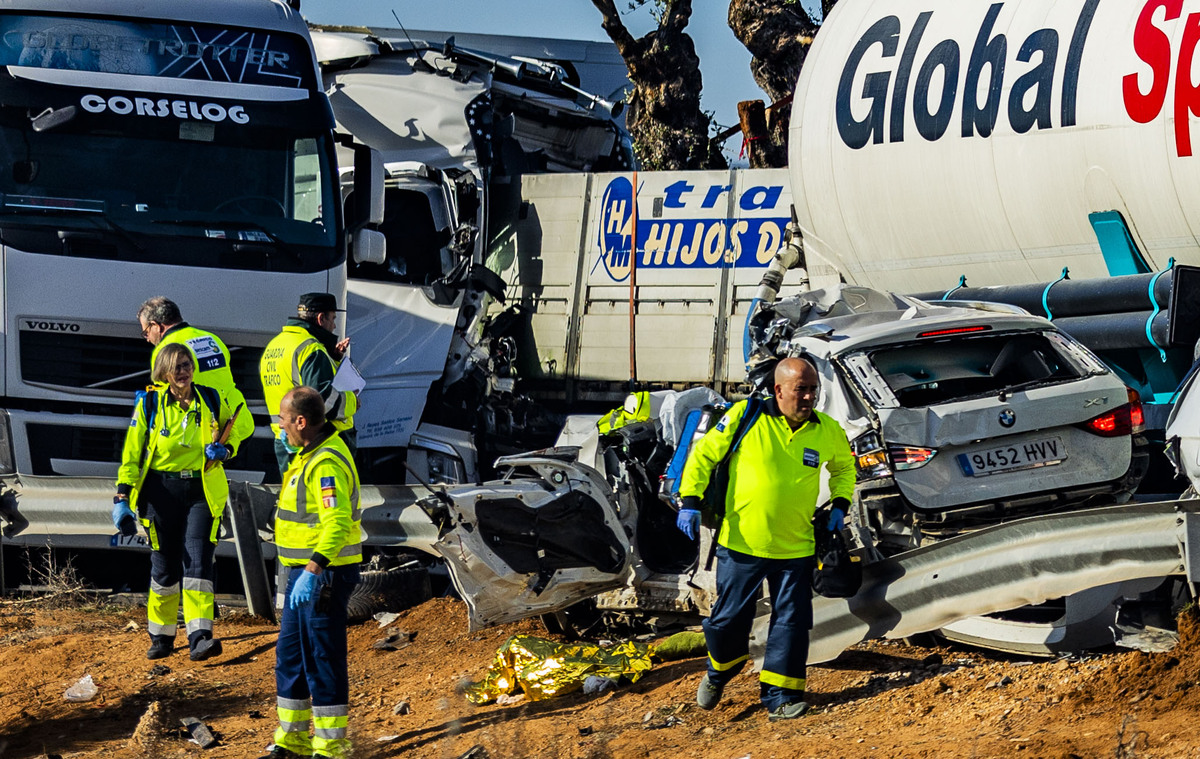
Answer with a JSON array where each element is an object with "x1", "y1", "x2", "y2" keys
[
  {"x1": 699, "y1": 396, "x2": 765, "y2": 573},
  {"x1": 134, "y1": 387, "x2": 159, "y2": 478},
  {"x1": 142, "y1": 385, "x2": 220, "y2": 435},
  {"x1": 140, "y1": 387, "x2": 158, "y2": 432},
  {"x1": 724, "y1": 396, "x2": 763, "y2": 462},
  {"x1": 194, "y1": 384, "x2": 220, "y2": 419}
]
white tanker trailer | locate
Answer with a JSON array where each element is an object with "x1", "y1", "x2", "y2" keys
[
  {"x1": 789, "y1": 0, "x2": 1200, "y2": 294},
  {"x1": 781, "y1": 0, "x2": 1200, "y2": 437}
]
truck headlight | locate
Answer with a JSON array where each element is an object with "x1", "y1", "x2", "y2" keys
[{"x1": 426, "y1": 450, "x2": 465, "y2": 485}]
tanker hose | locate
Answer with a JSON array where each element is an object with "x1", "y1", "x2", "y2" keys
[{"x1": 745, "y1": 222, "x2": 808, "y2": 362}]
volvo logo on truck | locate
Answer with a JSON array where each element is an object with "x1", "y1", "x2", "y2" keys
[{"x1": 23, "y1": 320, "x2": 81, "y2": 332}]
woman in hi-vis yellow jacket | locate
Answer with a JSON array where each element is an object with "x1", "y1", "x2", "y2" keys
[{"x1": 113, "y1": 342, "x2": 251, "y2": 661}]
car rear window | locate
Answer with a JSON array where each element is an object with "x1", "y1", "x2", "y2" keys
[{"x1": 866, "y1": 330, "x2": 1088, "y2": 408}]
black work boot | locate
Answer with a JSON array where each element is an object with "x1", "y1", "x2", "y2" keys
[
  {"x1": 146, "y1": 635, "x2": 174, "y2": 660},
  {"x1": 189, "y1": 637, "x2": 223, "y2": 661}
]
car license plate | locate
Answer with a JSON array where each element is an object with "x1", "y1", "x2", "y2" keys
[{"x1": 958, "y1": 437, "x2": 1067, "y2": 477}]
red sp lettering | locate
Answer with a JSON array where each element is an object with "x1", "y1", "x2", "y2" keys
[{"x1": 1124, "y1": 0, "x2": 1200, "y2": 157}]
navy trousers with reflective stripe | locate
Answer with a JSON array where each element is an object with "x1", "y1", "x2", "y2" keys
[
  {"x1": 702, "y1": 545, "x2": 813, "y2": 712},
  {"x1": 144, "y1": 473, "x2": 216, "y2": 648},
  {"x1": 276, "y1": 564, "x2": 360, "y2": 709}
]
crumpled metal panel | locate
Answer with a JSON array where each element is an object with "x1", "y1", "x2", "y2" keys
[
  {"x1": 435, "y1": 456, "x2": 632, "y2": 631},
  {"x1": 346, "y1": 283, "x2": 459, "y2": 448},
  {"x1": 749, "y1": 501, "x2": 1197, "y2": 665},
  {"x1": 463, "y1": 634, "x2": 653, "y2": 704},
  {"x1": 324, "y1": 51, "x2": 484, "y2": 172}
]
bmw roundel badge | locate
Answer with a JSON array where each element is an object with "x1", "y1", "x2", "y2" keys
[{"x1": 999, "y1": 408, "x2": 1016, "y2": 428}]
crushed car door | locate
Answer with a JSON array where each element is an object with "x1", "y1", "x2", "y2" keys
[{"x1": 423, "y1": 452, "x2": 631, "y2": 630}]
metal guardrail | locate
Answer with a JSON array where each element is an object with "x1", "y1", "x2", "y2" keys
[
  {"x1": 750, "y1": 500, "x2": 1200, "y2": 664},
  {"x1": 0, "y1": 475, "x2": 444, "y2": 615}
]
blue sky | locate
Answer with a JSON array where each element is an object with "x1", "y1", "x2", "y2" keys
[{"x1": 299, "y1": 0, "x2": 812, "y2": 156}]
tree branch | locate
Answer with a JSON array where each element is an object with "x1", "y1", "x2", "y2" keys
[
  {"x1": 590, "y1": 0, "x2": 640, "y2": 57},
  {"x1": 662, "y1": 0, "x2": 695, "y2": 38}
]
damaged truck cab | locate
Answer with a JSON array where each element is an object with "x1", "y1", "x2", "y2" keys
[{"x1": 313, "y1": 29, "x2": 632, "y2": 487}]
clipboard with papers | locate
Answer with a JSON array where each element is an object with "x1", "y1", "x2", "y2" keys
[{"x1": 332, "y1": 357, "x2": 366, "y2": 394}]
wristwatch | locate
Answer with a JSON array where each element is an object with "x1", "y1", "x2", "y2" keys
[{"x1": 113, "y1": 495, "x2": 126, "y2": 504}]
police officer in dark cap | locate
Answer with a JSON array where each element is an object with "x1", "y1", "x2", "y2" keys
[{"x1": 259, "y1": 293, "x2": 357, "y2": 474}]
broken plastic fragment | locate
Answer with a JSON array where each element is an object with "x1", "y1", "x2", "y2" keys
[
  {"x1": 63, "y1": 674, "x2": 97, "y2": 702},
  {"x1": 181, "y1": 717, "x2": 218, "y2": 748},
  {"x1": 375, "y1": 611, "x2": 401, "y2": 628}
]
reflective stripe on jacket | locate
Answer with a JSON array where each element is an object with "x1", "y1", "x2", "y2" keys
[
  {"x1": 116, "y1": 383, "x2": 246, "y2": 542},
  {"x1": 274, "y1": 431, "x2": 363, "y2": 567},
  {"x1": 260, "y1": 323, "x2": 357, "y2": 436}
]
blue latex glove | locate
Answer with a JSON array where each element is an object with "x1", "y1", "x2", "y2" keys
[
  {"x1": 289, "y1": 570, "x2": 320, "y2": 610},
  {"x1": 828, "y1": 507, "x2": 846, "y2": 532},
  {"x1": 204, "y1": 442, "x2": 231, "y2": 462},
  {"x1": 112, "y1": 499, "x2": 137, "y2": 536},
  {"x1": 676, "y1": 508, "x2": 701, "y2": 540}
]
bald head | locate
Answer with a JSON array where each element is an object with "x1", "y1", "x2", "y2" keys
[
  {"x1": 279, "y1": 386, "x2": 327, "y2": 448},
  {"x1": 774, "y1": 357, "x2": 819, "y2": 428}
]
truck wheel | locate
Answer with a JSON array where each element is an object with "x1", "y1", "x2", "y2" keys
[{"x1": 345, "y1": 564, "x2": 433, "y2": 624}]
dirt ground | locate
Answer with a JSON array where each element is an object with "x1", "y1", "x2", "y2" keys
[{"x1": 2, "y1": 595, "x2": 1199, "y2": 759}]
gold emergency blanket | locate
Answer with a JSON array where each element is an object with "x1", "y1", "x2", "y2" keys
[{"x1": 464, "y1": 634, "x2": 655, "y2": 704}]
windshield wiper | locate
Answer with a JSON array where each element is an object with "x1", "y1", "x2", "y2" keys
[
  {"x1": 151, "y1": 218, "x2": 298, "y2": 260},
  {"x1": 80, "y1": 215, "x2": 149, "y2": 256},
  {"x1": 1, "y1": 208, "x2": 151, "y2": 256},
  {"x1": 997, "y1": 378, "x2": 1053, "y2": 402},
  {"x1": 31, "y1": 104, "x2": 78, "y2": 132}
]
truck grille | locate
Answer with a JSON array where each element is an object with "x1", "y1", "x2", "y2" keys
[
  {"x1": 19, "y1": 331, "x2": 265, "y2": 401},
  {"x1": 25, "y1": 422, "x2": 278, "y2": 478},
  {"x1": 20, "y1": 331, "x2": 151, "y2": 394},
  {"x1": 26, "y1": 424, "x2": 123, "y2": 476}
]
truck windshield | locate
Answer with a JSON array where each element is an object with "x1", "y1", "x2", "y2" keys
[
  {"x1": 0, "y1": 114, "x2": 336, "y2": 254},
  {"x1": 0, "y1": 12, "x2": 339, "y2": 272}
]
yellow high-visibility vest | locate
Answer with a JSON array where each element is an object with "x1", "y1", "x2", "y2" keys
[{"x1": 274, "y1": 431, "x2": 363, "y2": 567}]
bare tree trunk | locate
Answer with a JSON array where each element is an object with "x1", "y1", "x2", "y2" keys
[
  {"x1": 590, "y1": 0, "x2": 727, "y2": 170},
  {"x1": 728, "y1": 0, "x2": 828, "y2": 167}
]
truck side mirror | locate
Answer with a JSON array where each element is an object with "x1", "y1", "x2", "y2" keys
[
  {"x1": 352, "y1": 228, "x2": 386, "y2": 265},
  {"x1": 353, "y1": 144, "x2": 385, "y2": 227}
]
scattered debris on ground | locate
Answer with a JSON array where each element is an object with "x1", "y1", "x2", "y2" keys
[{"x1": 4, "y1": 597, "x2": 1200, "y2": 757}]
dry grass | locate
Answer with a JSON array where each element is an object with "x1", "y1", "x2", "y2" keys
[{"x1": 3, "y1": 546, "x2": 90, "y2": 608}]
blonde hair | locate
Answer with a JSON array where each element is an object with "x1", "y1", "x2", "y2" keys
[{"x1": 152, "y1": 343, "x2": 193, "y2": 384}]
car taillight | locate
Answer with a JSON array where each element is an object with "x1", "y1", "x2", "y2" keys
[
  {"x1": 1128, "y1": 388, "x2": 1145, "y2": 432},
  {"x1": 851, "y1": 431, "x2": 891, "y2": 480},
  {"x1": 917, "y1": 325, "x2": 990, "y2": 338},
  {"x1": 1080, "y1": 389, "x2": 1144, "y2": 437},
  {"x1": 888, "y1": 444, "x2": 937, "y2": 470}
]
